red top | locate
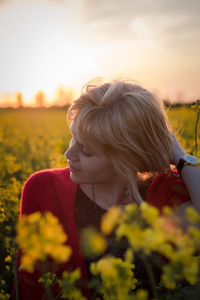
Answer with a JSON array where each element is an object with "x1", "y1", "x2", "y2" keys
[{"x1": 13, "y1": 167, "x2": 190, "y2": 300}]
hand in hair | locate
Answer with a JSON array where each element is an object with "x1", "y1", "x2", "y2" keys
[{"x1": 170, "y1": 133, "x2": 200, "y2": 215}]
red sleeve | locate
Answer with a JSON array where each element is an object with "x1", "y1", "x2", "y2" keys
[
  {"x1": 12, "y1": 171, "x2": 62, "y2": 300},
  {"x1": 146, "y1": 170, "x2": 190, "y2": 211},
  {"x1": 12, "y1": 173, "x2": 46, "y2": 300},
  {"x1": 13, "y1": 169, "x2": 91, "y2": 300},
  {"x1": 19, "y1": 173, "x2": 40, "y2": 217}
]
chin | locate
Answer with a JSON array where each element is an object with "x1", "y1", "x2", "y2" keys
[
  {"x1": 70, "y1": 172, "x2": 84, "y2": 184},
  {"x1": 70, "y1": 172, "x2": 92, "y2": 185},
  {"x1": 70, "y1": 172, "x2": 79, "y2": 183}
]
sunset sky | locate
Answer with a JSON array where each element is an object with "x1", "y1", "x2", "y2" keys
[{"x1": 0, "y1": 0, "x2": 199, "y2": 106}]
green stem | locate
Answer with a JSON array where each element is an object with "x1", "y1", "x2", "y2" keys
[
  {"x1": 41, "y1": 288, "x2": 48, "y2": 300},
  {"x1": 194, "y1": 110, "x2": 199, "y2": 156},
  {"x1": 46, "y1": 286, "x2": 54, "y2": 300},
  {"x1": 41, "y1": 262, "x2": 55, "y2": 300},
  {"x1": 142, "y1": 256, "x2": 159, "y2": 300},
  {"x1": 42, "y1": 283, "x2": 57, "y2": 300},
  {"x1": 54, "y1": 292, "x2": 62, "y2": 300}
]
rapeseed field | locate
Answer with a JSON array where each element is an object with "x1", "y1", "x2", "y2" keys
[{"x1": 0, "y1": 105, "x2": 199, "y2": 299}]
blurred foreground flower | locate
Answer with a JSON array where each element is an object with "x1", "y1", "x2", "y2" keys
[
  {"x1": 101, "y1": 206, "x2": 122, "y2": 235},
  {"x1": 80, "y1": 227, "x2": 107, "y2": 258},
  {"x1": 38, "y1": 272, "x2": 58, "y2": 288},
  {"x1": 186, "y1": 206, "x2": 200, "y2": 223},
  {"x1": 17, "y1": 211, "x2": 72, "y2": 272},
  {"x1": 59, "y1": 269, "x2": 87, "y2": 300},
  {"x1": 100, "y1": 203, "x2": 200, "y2": 290},
  {"x1": 16, "y1": 203, "x2": 200, "y2": 299},
  {"x1": 38, "y1": 269, "x2": 87, "y2": 300},
  {"x1": 90, "y1": 256, "x2": 138, "y2": 299}
]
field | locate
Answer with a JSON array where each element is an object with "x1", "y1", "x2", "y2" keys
[{"x1": 0, "y1": 105, "x2": 199, "y2": 299}]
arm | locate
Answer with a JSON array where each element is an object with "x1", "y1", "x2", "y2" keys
[
  {"x1": 20, "y1": 173, "x2": 40, "y2": 216},
  {"x1": 13, "y1": 170, "x2": 60, "y2": 300},
  {"x1": 171, "y1": 133, "x2": 200, "y2": 213},
  {"x1": 13, "y1": 174, "x2": 44, "y2": 300}
]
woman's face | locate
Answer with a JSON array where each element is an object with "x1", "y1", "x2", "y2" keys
[{"x1": 65, "y1": 121, "x2": 117, "y2": 185}]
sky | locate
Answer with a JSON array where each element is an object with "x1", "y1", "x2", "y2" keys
[{"x1": 0, "y1": 0, "x2": 200, "y2": 106}]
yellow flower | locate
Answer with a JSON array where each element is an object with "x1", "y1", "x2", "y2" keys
[
  {"x1": 124, "y1": 248, "x2": 134, "y2": 264},
  {"x1": 51, "y1": 246, "x2": 72, "y2": 262},
  {"x1": 135, "y1": 289, "x2": 148, "y2": 300},
  {"x1": 80, "y1": 227, "x2": 107, "y2": 257},
  {"x1": 188, "y1": 226, "x2": 200, "y2": 249},
  {"x1": 43, "y1": 243, "x2": 55, "y2": 255},
  {"x1": 183, "y1": 256, "x2": 199, "y2": 285},
  {"x1": 4, "y1": 256, "x2": 11, "y2": 263},
  {"x1": 140, "y1": 202, "x2": 159, "y2": 225},
  {"x1": 94, "y1": 257, "x2": 117, "y2": 278},
  {"x1": 162, "y1": 206, "x2": 173, "y2": 216},
  {"x1": 38, "y1": 272, "x2": 58, "y2": 288},
  {"x1": 0, "y1": 289, "x2": 10, "y2": 300},
  {"x1": 162, "y1": 268, "x2": 176, "y2": 289},
  {"x1": 27, "y1": 211, "x2": 41, "y2": 223},
  {"x1": 186, "y1": 206, "x2": 200, "y2": 223},
  {"x1": 101, "y1": 206, "x2": 122, "y2": 235},
  {"x1": 91, "y1": 232, "x2": 107, "y2": 254},
  {"x1": 17, "y1": 211, "x2": 72, "y2": 273},
  {"x1": 158, "y1": 243, "x2": 174, "y2": 258},
  {"x1": 161, "y1": 243, "x2": 198, "y2": 289},
  {"x1": 60, "y1": 269, "x2": 87, "y2": 300},
  {"x1": 90, "y1": 256, "x2": 137, "y2": 298},
  {"x1": 20, "y1": 255, "x2": 35, "y2": 273}
]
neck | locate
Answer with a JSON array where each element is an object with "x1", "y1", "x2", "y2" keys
[{"x1": 80, "y1": 177, "x2": 129, "y2": 210}]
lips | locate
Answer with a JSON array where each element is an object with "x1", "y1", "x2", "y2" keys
[{"x1": 68, "y1": 163, "x2": 80, "y2": 172}]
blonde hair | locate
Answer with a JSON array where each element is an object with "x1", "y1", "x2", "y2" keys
[{"x1": 67, "y1": 80, "x2": 172, "y2": 204}]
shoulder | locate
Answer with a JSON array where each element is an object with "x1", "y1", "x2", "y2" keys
[
  {"x1": 146, "y1": 170, "x2": 190, "y2": 210},
  {"x1": 24, "y1": 167, "x2": 71, "y2": 187},
  {"x1": 22, "y1": 167, "x2": 75, "y2": 197},
  {"x1": 20, "y1": 167, "x2": 77, "y2": 215}
]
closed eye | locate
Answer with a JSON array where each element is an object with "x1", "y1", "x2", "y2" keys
[
  {"x1": 70, "y1": 128, "x2": 93, "y2": 156},
  {"x1": 81, "y1": 146, "x2": 92, "y2": 156}
]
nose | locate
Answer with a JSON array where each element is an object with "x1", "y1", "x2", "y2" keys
[
  {"x1": 64, "y1": 144, "x2": 79, "y2": 163},
  {"x1": 64, "y1": 150, "x2": 69, "y2": 159}
]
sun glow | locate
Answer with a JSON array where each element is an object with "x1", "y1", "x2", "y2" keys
[
  {"x1": 0, "y1": 0, "x2": 199, "y2": 105},
  {"x1": 0, "y1": 0, "x2": 101, "y2": 105}
]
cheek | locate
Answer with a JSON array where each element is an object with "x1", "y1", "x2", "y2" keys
[
  {"x1": 70, "y1": 158, "x2": 116, "y2": 184},
  {"x1": 83, "y1": 158, "x2": 115, "y2": 177}
]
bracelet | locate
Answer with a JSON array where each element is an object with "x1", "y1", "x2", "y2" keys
[{"x1": 177, "y1": 155, "x2": 200, "y2": 176}]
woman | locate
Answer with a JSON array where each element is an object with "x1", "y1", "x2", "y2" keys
[{"x1": 13, "y1": 80, "x2": 200, "y2": 299}]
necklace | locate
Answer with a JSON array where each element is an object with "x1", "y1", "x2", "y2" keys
[{"x1": 91, "y1": 184, "x2": 96, "y2": 204}]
